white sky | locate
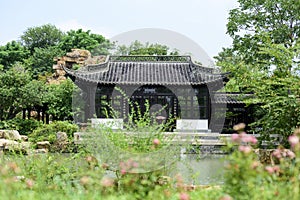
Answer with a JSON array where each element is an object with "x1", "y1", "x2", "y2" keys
[{"x1": 0, "y1": 0, "x2": 238, "y2": 61}]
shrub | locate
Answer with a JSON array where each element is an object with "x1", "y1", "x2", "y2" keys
[
  {"x1": 29, "y1": 121, "x2": 78, "y2": 144},
  {"x1": 223, "y1": 124, "x2": 300, "y2": 200},
  {"x1": 0, "y1": 118, "x2": 42, "y2": 135}
]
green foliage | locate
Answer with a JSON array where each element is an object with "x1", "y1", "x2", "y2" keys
[
  {"x1": 29, "y1": 121, "x2": 78, "y2": 144},
  {"x1": 20, "y1": 24, "x2": 64, "y2": 53},
  {"x1": 0, "y1": 152, "x2": 223, "y2": 200},
  {"x1": 29, "y1": 46, "x2": 65, "y2": 78},
  {"x1": 115, "y1": 40, "x2": 179, "y2": 56},
  {"x1": 0, "y1": 41, "x2": 30, "y2": 70},
  {"x1": 223, "y1": 128, "x2": 300, "y2": 200},
  {"x1": 0, "y1": 118, "x2": 42, "y2": 135},
  {"x1": 222, "y1": 0, "x2": 300, "y2": 66},
  {"x1": 251, "y1": 75, "x2": 300, "y2": 146},
  {"x1": 0, "y1": 65, "x2": 45, "y2": 120},
  {"x1": 216, "y1": 0, "x2": 300, "y2": 145},
  {"x1": 58, "y1": 29, "x2": 113, "y2": 55},
  {"x1": 3, "y1": 127, "x2": 300, "y2": 199},
  {"x1": 45, "y1": 79, "x2": 75, "y2": 120},
  {"x1": 72, "y1": 64, "x2": 81, "y2": 70}
]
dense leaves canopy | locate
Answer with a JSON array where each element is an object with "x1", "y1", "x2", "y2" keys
[
  {"x1": 58, "y1": 29, "x2": 112, "y2": 55},
  {"x1": 0, "y1": 65, "x2": 45, "y2": 120},
  {"x1": 115, "y1": 40, "x2": 179, "y2": 56},
  {"x1": 20, "y1": 24, "x2": 64, "y2": 53},
  {"x1": 216, "y1": 0, "x2": 300, "y2": 145},
  {"x1": 221, "y1": 0, "x2": 300, "y2": 67},
  {"x1": 0, "y1": 41, "x2": 29, "y2": 70}
]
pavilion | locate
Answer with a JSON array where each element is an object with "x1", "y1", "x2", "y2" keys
[{"x1": 63, "y1": 55, "x2": 249, "y2": 132}]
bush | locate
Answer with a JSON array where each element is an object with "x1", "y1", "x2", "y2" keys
[
  {"x1": 0, "y1": 118, "x2": 42, "y2": 135},
  {"x1": 29, "y1": 121, "x2": 78, "y2": 144},
  {"x1": 222, "y1": 124, "x2": 300, "y2": 200}
]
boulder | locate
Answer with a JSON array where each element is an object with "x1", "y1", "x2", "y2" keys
[
  {"x1": 0, "y1": 130, "x2": 21, "y2": 141},
  {"x1": 0, "y1": 138, "x2": 19, "y2": 148},
  {"x1": 56, "y1": 132, "x2": 68, "y2": 143},
  {"x1": 0, "y1": 139, "x2": 30, "y2": 154},
  {"x1": 52, "y1": 64, "x2": 61, "y2": 70},
  {"x1": 73, "y1": 132, "x2": 88, "y2": 144},
  {"x1": 34, "y1": 148, "x2": 48, "y2": 154},
  {"x1": 20, "y1": 135, "x2": 28, "y2": 142},
  {"x1": 36, "y1": 141, "x2": 51, "y2": 150}
]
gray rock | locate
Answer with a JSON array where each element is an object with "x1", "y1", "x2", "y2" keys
[
  {"x1": 0, "y1": 139, "x2": 30, "y2": 154},
  {"x1": 56, "y1": 132, "x2": 68, "y2": 142},
  {"x1": 0, "y1": 130, "x2": 21, "y2": 141},
  {"x1": 20, "y1": 135, "x2": 28, "y2": 142},
  {"x1": 36, "y1": 141, "x2": 51, "y2": 150},
  {"x1": 0, "y1": 138, "x2": 19, "y2": 147},
  {"x1": 34, "y1": 148, "x2": 48, "y2": 154}
]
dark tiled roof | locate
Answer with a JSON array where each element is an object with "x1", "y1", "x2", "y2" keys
[
  {"x1": 213, "y1": 93, "x2": 252, "y2": 104},
  {"x1": 64, "y1": 55, "x2": 228, "y2": 86}
]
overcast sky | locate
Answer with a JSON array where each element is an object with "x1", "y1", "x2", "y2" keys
[{"x1": 0, "y1": 0, "x2": 238, "y2": 62}]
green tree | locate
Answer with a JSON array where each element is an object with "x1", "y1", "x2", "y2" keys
[
  {"x1": 115, "y1": 40, "x2": 179, "y2": 55},
  {"x1": 0, "y1": 65, "x2": 45, "y2": 120},
  {"x1": 28, "y1": 46, "x2": 65, "y2": 78},
  {"x1": 219, "y1": 0, "x2": 300, "y2": 69},
  {"x1": 19, "y1": 24, "x2": 65, "y2": 78},
  {"x1": 216, "y1": 0, "x2": 300, "y2": 146},
  {"x1": 20, "y1": 24, "x2": 64, "y2": 53},
  {"x1": 0, "y1": 41, "x2": 30, "y2": 70},
  {"x1": 45, "y1": 79, "x2": 75, "y2": 121},
  {"x1": 58, "y1": 29, "x2": 112, "y2": 55}
]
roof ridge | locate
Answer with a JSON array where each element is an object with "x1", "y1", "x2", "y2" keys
[{"x1": 108, "y1": 55, "x2": 192, "y2": 62}]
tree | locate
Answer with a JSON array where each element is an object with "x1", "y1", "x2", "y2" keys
[
  {"x1": 58, "y1": 29, "x2": 112, "y2": 55},
  {"x1": 29, "y1": 46, "x2": 65, "y2": 78},
  {"x1": 0, "y1": 65, "x2": 45, "y2": 120},
  {"x1": 45, "y1": 79, "x2": 75, "y2": 121},
  {"x1": 217, "y1": 0, "x2": 300, "y2": 70},
  {"x1": 20, "y1": 24, "x2": 64, "y2": 53},
  {"x1": 216, "y1": 0, "x2": 300, "y2": 146},
  {"x1": 115, "y1": 40, "x2": 179, "y2": 56},
  {"x1": 0, "y1": 41, "x2": 29, "y2": 70}
]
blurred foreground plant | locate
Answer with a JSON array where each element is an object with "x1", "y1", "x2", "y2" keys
[{"x1": 223, "y1": 123, "x2": 300, "y2": 200}]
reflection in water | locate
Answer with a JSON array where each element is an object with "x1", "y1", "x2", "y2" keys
[{"x1": 172, "y1": 154, "x2": 226, "y2": 185}]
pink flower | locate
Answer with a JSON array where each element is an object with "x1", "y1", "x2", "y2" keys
[
  {"x1": 153, "y1": 138, "x2": 161, "y2": 146},
  {"x1": 132, "y1": 161, "x2": 139, "y2": 168},
  {"x1": 25, "y1": 179, "x2": 34, "y2": 189},
  {"x1": 288, "y1": 135, "x2": 299, "y2": 147},
  {"x1": 240, "y1": 135, "x2": 257, "y2": 144},
  {"x1": 286, "y1": 150, "x2": 296, "y2": 159},
  {"x1": 231, "y1": 133, "x2": 239, "y2": 142},
  {"x1": 239, "y1": 132, "x2": 247, "y2": 138},
  {"x1": 219, "y1": 195, "x2": 233, "y2": 200},
  {"x1": 265, "y1": 166, "x2": 274, "y2": 174},
  {"x1": 272, "y1": 149, "x2": 282, "y2": 159},
  {"x1": 101, "y1": 177, "x2": 114, "y2": 187},
  {"x1": 238, "y1": 145, "x2": 252, "y2": 154},
  {"x1": 250, "y1": 136, "x2": 258, "y2": 145},
  {"x1": 120, "y1": 169, "x2": 127, "y2": 175},
  {"x1": 179, "y1": 192, "x2": 190, "y2": 200},
  {"x1": 251, "y1": 161, "x2": 260, "y2": 169},
  {"x1": 241, "y1": 135, "x2": 251, "y2": 143},
  {"x1": 273, "y1": 165, "x2": 280, "y2": 173}
]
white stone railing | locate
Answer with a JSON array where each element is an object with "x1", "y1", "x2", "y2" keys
[{"x1": 175, "y1": 119, "x2": 210, "y2": 132}]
